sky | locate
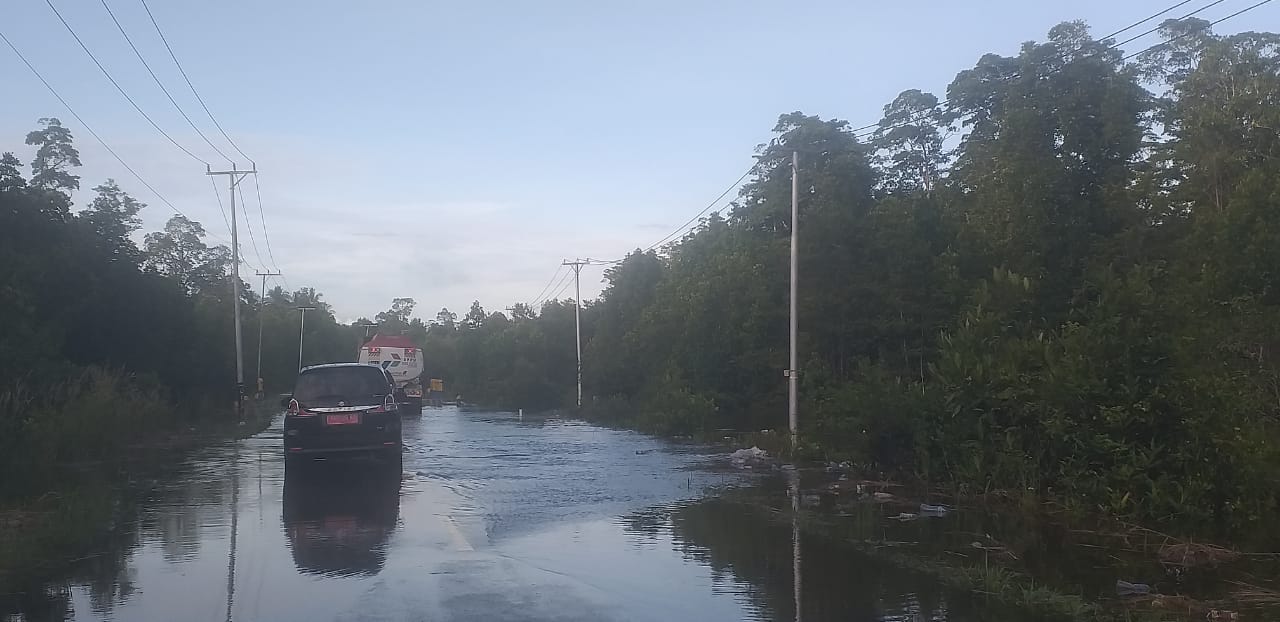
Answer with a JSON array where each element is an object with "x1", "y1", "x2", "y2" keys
[{"x1": 3, "y1": 0, "x2": 1276, "y2": 321}]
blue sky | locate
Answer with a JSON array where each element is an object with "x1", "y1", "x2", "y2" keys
[{"x1": 4, "y1": 0, "x2": 1275, "y2": 320}]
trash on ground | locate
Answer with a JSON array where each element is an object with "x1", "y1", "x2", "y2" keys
[
  {"x1": 889, "y1": 512, "x2": 918, "y2": 521},
  {"x1": 729, "y1": 446, "x2": 769, "y2": 467},
  {"x1": 873, "y1": 491, "x2": 894, "y2": 501},
  {"x1": 1116, "y1": 580, "x2": 1152, "y2": 596}
]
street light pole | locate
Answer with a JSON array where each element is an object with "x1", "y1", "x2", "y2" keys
[
  {"x1": 296, "y1": 306, "x2": 316, "y2": 372},
  {"x1": 788, "y1": 151, "x2": 799, "y2": 447},
  {"x1": 255, "y1": 271, "x2": 281, "y2": 384}
]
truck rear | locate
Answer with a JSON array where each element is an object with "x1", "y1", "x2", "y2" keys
[{"x1": 357, "y1": 334, "x2": 425, "y2": 413}]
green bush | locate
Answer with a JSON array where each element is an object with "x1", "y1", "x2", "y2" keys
[{"x1": 0, "y1": 366, "x2": 172, "y2": 497}]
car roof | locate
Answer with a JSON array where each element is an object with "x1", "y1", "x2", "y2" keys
[{"x1": 299, "y1": 362, "x2": 385, "y2": 373}]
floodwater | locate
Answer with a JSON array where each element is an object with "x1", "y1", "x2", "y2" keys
[{"x1": 8, "y1": 407, "x2": 969, "y2": 621}]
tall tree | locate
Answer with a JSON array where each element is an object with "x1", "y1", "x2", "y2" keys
[
  {"x1": 142, "y1": 215, "x2": 231, "y2": 294},
  {"x1": 464, "y1": 301, "x2": 486, "y2": 329},
  {"x1": 872, "y1": 89, "x2": 948, "y2": 194},
  {"x1": 24, "y1": 118, "x2": 81, "y2": 218},
  {"x1": 79, "y1": 180, "x2": 144, "y2": 259}
]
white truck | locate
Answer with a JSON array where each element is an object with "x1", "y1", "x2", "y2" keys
[{"x1": 357, "y1": 334, "x2": 424, "y2": 412}]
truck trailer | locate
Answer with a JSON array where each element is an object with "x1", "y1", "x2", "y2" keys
[{"x1": 357, "y1": 334, "x2": 424, "y2": 413}]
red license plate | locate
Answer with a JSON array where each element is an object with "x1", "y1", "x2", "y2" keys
[{"x1": 325, "y1": 413, "x2": 360, "y2": 425}]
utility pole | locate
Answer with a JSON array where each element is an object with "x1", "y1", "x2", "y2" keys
[
  {"x1": 562, "y1": 259, "x2": 587, "y2": 408},
  {"x1": 207, "y1": 163, "x2": 257, "y2": 414},
  {"x1": 296, "y1": 306, "x2": 316, "y2": 372},
  {"x1": 254, "y1": 270, "x2": 281, "y2": 389},
  {"x1": 788, "y1": 151, "x2": 799, "y2": 447}
]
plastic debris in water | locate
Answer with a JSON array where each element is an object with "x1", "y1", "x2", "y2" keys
[
  {"x1": 1115, "y1": 580, "x2": 1152, "y2": 596},
  {"x1": 729, "y1": 446, "x2": 769, "y2": 466},
  {"x1": 919, "y1": 503, "x2": 949, "y2": 515}
]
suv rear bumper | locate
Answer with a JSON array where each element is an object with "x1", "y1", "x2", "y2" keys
[{"x1": 286, "y1": 442, "x2": 400, "y2": 455}]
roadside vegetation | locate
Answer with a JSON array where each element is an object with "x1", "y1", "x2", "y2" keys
[
  {"x1": 0, "y1": 117, "x2": 353, "y2": 588},
  {"x1": 420, "y1": 19, "x2": 1280, "y2": 541}
]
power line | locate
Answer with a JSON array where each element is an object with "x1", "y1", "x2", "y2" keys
[
  {"x1": 139, "y1": 0, "x2": 253, "y2": 163},
  {"x1": 1123, "y1": 0, "x2": 1275, "y2": 61},
  {"x1": 99, "y1": 0, "x2": 232, "y2": 164},
  {"x1": 236, "y1": 182, "x2": 267, "y2": 270},
  {"x1": 0, "y1": 28, "x2": 231, "y2": 247},
  {"x1": 849, "y1": 0, "x2": 1243, "y2": 142},
  {"x1": 550, "y1": 273, "x2": 576, "y2": 301},
  {"x1": 251, "y1": 175, "x2": 280, "y2": 270},
  {"x1": 209, "y1": 175, "x2": 232, "y2": 237},
  {"x1": 644, "y1": 166, "x2": 754, "y2": 253},
  {"x1": 844, "y1": 0, "x2": 1209, "y2": 136},
  {"x1": 136, "y1": 0, "x2": 283, "y2": 273},
  {"x1": 527, "y1": 264, "x2": 565, "y2": 307},
  {"x1": 208, "y1": 175, "x2": 258, "y2": 272},
  {"x1": 534, "y1": 270, "x2": 574, "y2": 307},
  {"x1": 45, "y1": 0, "x2": 209, "y2": 165}
]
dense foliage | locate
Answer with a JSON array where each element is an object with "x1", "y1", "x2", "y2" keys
[
  {"x1": 423, "y1": 21, "x2": 1280, "y2": 532},
  {"x1": 0, "y1": 119, "x2": 361, "y2": 494}
]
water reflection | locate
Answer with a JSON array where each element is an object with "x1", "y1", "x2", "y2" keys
[
  {"x1": 653, "y1": 489, "x2": 955, "y2": 621},
  {"x1": 281, "y1": 460, "x2": 401, "y2": 578}
]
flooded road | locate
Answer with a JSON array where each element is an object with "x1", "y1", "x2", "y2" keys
[{"x1": 14, "y1": 407, "x2": 963, "y2": 621}]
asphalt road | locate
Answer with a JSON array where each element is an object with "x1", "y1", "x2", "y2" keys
[{"x1": 33, "y1": 406, "x2": 955, "y2": 621}]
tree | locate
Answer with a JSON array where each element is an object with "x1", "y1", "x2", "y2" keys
[
  {"x1": 142, "y1": 215, "x2": 231, "y2": 294},
  {"x1": 434, "y1": 307, "x2": 458, "y2": 328},
  {"x1": 25, "y1": 118, "x2": 81, "y2": 216},
  {"x1": 0, "y1": 153, "x2": 26, "y2": 192},
  {"x1": 375, "y1": 297, "x2": 416, "y2": 333},
  {"x1": 79, "y1": 180, "x2": 144, "y2": 259},
  {"x1": 872, "y1": 89, "x2": 948, "y2": 194},
  {"x1": 464, "y1": 301, "x2": 486, "y2": 329}
]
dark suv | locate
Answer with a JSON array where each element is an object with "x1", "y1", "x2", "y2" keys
[{"x1": 283, "y1": 363, "x2": 403, "y2": 462}]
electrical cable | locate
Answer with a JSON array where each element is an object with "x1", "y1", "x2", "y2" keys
[
  {"x1": 99, "y1": 0, "x2": 233, "y2": 164},
  {"x1": 845, "y1": 0, "x2": 1213, "y2": 135},
  {"x1": 45, "y1": 0, "x2": 209, "y2": 165},
  {"x1": 139, "y1": 0, "x2": 253, "y2": 163},
  {"x1": 644, "y1": 166, "x2": 754, "y2": 253},
  {"x1": 1, "y1": 28, "x2": 231, "y2": 246},
  {"x1": 527, "y1": 265, "x2": 565, "y2": 307},
  {"x1": 850, "y1": 0, "x2": 1244, "y2": 142}
]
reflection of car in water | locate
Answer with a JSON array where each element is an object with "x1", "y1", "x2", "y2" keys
[{"x1": 282, "y1": 463, "x2": 401, "y2": 577}]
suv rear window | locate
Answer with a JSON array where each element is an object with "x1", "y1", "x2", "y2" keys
[{"x1": 294, "y1": 367, "x2": 391, "y2": 402}]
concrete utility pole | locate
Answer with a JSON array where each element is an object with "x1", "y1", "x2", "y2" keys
[
  {"x1": 562, "y1": 259, "x2": 587, "y2": 408},
  {"x1": 207, "y1": 164, "x2": 257, "y2": 413},
  {"x1": 254, "y1": 270, "x2": 281, "y2": 384},
  {"x1": 788, "y1": 151, "x2": 799, "y2": 446},
  {"x1": 296, "y1": 306, "x2": 316, "y2": 372}
]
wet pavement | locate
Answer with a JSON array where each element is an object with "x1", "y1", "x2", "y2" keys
[{"x1": 14, "y1": 407, "x2": 964, "y2": 621}]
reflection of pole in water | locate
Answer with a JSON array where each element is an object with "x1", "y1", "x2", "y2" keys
[
  {"x1": 225, "y1": 447, "x2": 239, "y2": 622},
  {"x1": 790, "y1": 468, "x2": 802, "y2": 622}
]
